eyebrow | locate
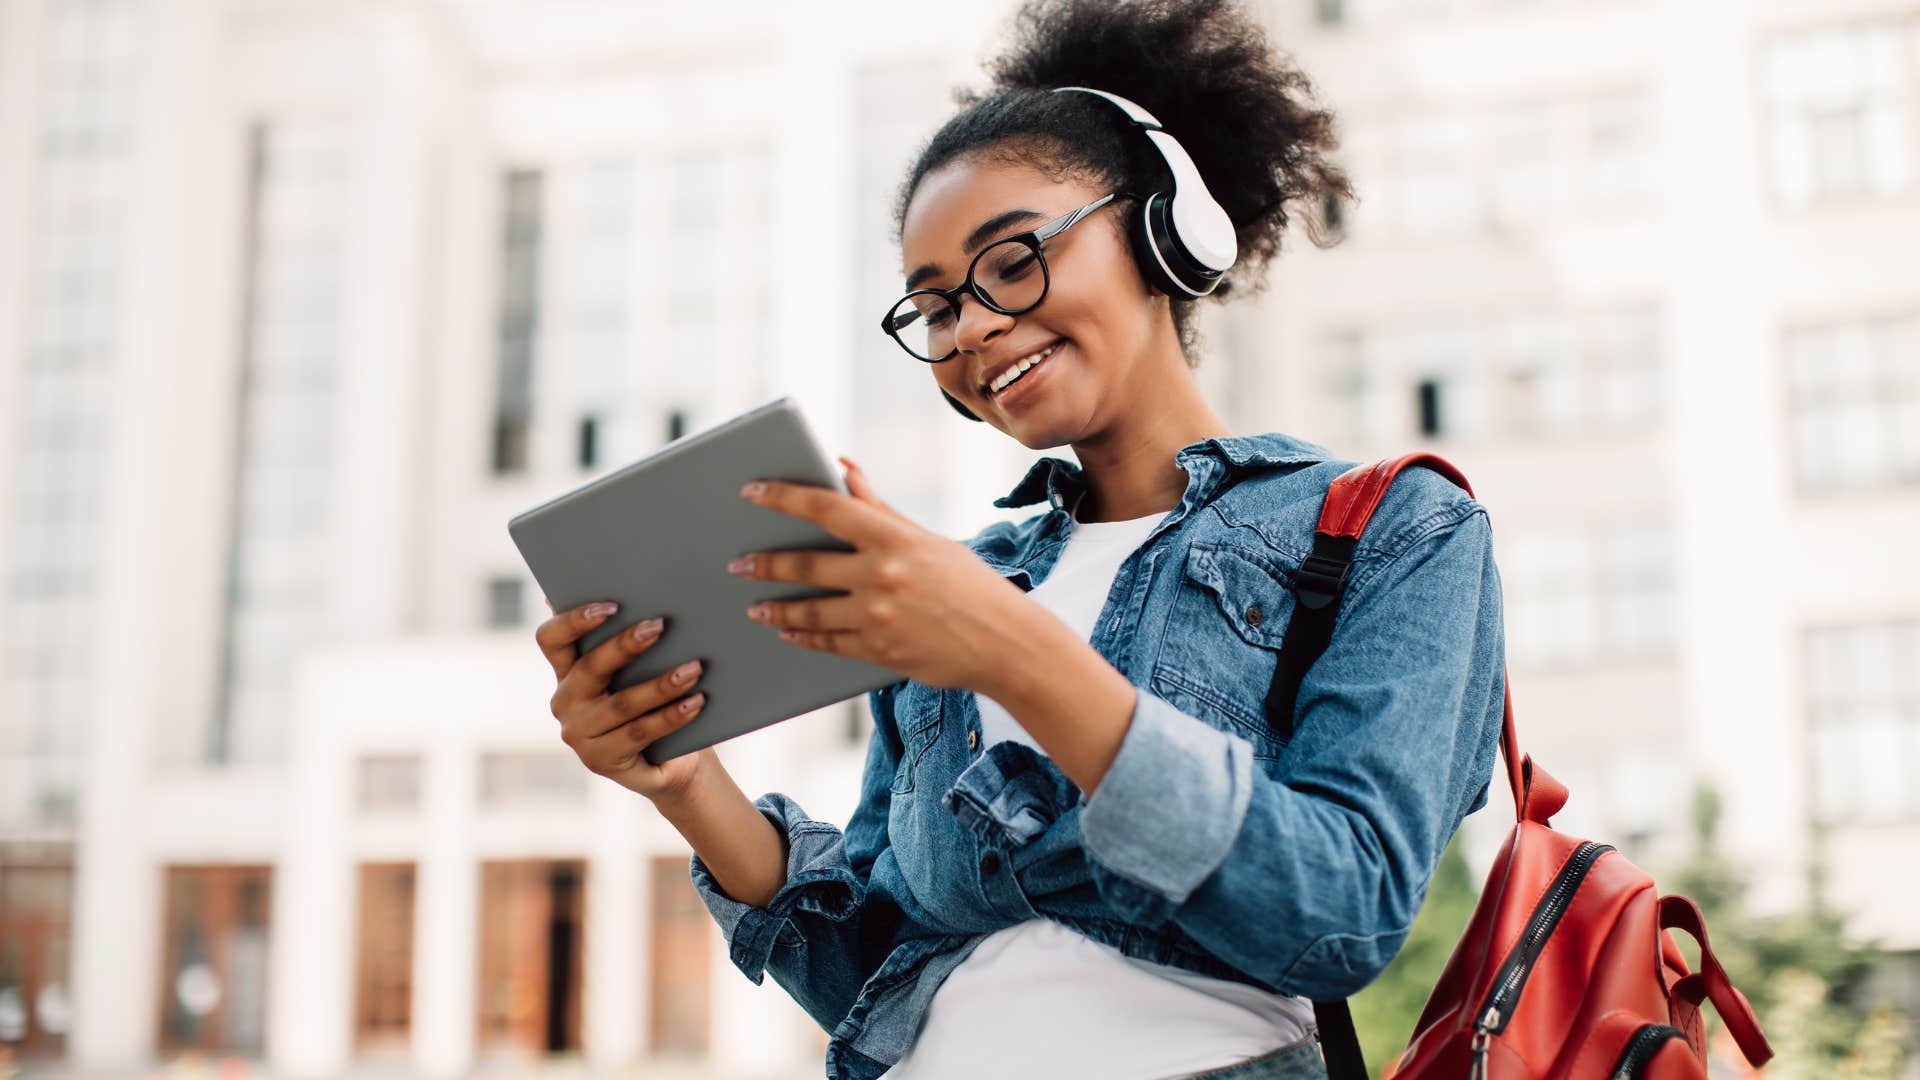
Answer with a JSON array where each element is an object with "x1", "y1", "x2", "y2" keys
[{"x1": 903, "y1": 208, "x2": 1048, "y2": 291}]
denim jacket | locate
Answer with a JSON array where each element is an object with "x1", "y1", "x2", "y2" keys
[{"x1": 689, "y1": 431, "x2": 1507, "y2": 1080}]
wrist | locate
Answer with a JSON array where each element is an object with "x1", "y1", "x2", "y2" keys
[
  {"x1": 970, "y1": 591, "x2": 1065, "y2": 705},
  {"x1": 648, "y1": 753, "x2": 725, "y2": 821}
]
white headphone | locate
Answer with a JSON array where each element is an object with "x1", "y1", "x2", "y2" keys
[{"x1": 1051, "y1": 85, "x2": 1238, "y2": 298}]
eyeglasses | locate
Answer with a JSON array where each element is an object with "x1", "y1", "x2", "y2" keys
[{"x1": 881, "y1": 192, "x2": 1120, "y2": 363}]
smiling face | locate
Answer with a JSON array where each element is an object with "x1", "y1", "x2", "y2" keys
[{"x1": 898, "y1": 153, "x2": 1178, "y2": 449}]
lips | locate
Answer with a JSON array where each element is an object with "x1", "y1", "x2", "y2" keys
[
  {"x1": 984, "y1": 339, "x2": 1065, "y2": 407},
  {"x1": 980, "y1": 338, "x2": 1066, "y2": 397}
]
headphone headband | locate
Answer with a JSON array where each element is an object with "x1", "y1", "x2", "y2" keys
[{"x1": 1050, "y1": 85, "x2": 1238, "y2": 292}]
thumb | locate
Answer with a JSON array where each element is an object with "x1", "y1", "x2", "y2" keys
[{"x1": 838, "y1": 456, "x2": 891, "y2": 512}]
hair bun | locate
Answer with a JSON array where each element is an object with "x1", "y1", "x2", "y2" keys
[
  {"x1": 983, "y1": 0, "x2": 1349, "y2": 296},
  {"x1": 894, "y1": 0, "x2": 1350, "y2": 359}
]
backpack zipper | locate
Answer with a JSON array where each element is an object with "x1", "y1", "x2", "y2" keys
[
  {"x1": 1468, "y1": 840, "x2": 1617, "y2": 1076},
  {"x1": 1610, "y1": 1023, "x2": 1685, "y2": 1078}
]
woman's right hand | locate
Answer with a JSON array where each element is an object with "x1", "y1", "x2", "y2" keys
[{"x1": 537, "y1": 598, "x2": 715, "y2": 804}]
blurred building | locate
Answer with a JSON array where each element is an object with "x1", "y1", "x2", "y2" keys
[
  {"x1": 1257, "y1": 0, "x2": 1920, "y2": 1033},
  {"x1": 0, "y1": 0, "x2": 1914, "y2": 1075},
  {"x1": 0, "y1": 0, "x2": 1037, "y2": 1074}
]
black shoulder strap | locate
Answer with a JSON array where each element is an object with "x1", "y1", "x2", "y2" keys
[
  {"x1": 1265, "y1": 532, "x2": 1357, "y2": 746},
  {"x1": 1267, "y1": 529, "x2": 1368, "y2": 1080},
  {"x1": 1265, "y1": 453, "x2": 1477, "y2": 1080}
]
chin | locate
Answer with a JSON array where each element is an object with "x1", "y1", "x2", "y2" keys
[{"x1": 994, "y1": 404, "x2": 1090, "y2": 452}]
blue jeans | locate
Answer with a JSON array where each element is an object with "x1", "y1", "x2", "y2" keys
[{"x1": 1172, "y1": 1034, "x2": 1328, "y2": 1080}]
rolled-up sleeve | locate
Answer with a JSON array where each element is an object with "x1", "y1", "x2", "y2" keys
[
  {"x1": 1080, "y1": 690, "x2": 1257, "y2": 914},
  {"x1": 1078, "y1": 508, "x2": 1505, "y2": 1001},
  {"x1": 689, "y1": 792, "x2": 864, "y2": 981},
  {"x1": 687, "y1": 679, "x2": 909, "y2": 1031}
]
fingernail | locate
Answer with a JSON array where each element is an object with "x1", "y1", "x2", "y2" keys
[
  {"x1": 629, "y1": 617, "x2": 663, "y2": 641},
  {"x1": 728, "y1": 555, "x2": 755, "y2": 575},
  {"x1": 740, "y1": 481, "x2": 765, "y2": 498},
  {"x1": 679, "y1": 692, "x2": 706, "y2": 713},
  {"x1": 585, "y1": 601, "x2": 618, "y2": 619},
  {"x1": 671, "y1": 659, "x2": 701, "y2": 685},
  {"x1": 745, "y1": 604, "x2": 768, "y2": 621}
]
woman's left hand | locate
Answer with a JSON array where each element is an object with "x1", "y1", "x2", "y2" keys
[{"x1": 728, "y1": 456, "x2": 1031, "y2": 692}]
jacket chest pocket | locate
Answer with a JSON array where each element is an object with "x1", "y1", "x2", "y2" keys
[{"x1": 1150, "y1": 542, "x2": 1301, "y2": 760}]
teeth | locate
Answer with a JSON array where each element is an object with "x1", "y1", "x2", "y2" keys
[{"x1": 990, "y1": 342, "x2": 1060, "y2": 393}]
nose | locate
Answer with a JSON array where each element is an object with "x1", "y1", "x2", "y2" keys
[{"x1": 952, "y1": 292, "x2": 1014, "y2": 362}]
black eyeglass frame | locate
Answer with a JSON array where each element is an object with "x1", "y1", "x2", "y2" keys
[{"x1": 880, "y1": 191, "x2": 1122, "y2": 363}]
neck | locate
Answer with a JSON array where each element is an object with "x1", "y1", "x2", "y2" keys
[{"x1": 1069, "y1": 332, "x2": 1233, "y2": 524}]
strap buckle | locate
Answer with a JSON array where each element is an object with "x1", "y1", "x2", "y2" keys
[{"x1": 1294, "y1": 552, "x2": 1350, "y2": 610}]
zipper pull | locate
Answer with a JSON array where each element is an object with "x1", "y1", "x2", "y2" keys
[{"x1": 1469, "y1": 1008, "x2": 1498, "y2": 1080}]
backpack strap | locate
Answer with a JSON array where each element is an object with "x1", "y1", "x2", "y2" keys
[
  {"x1": 1659, "y1": 894, "x2": 1775, "y2": 1067},
  {"x1": 1264, "y1": 453, "x2": 1486, "y2": 1080},
  {"x1": 1267, "y1": 452, "x2": 1525, "y2": 812}
]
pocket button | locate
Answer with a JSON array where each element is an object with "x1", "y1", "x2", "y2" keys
[
  {"x1": 967, "y1": 729, "x2": 979, "y2": 751},
  {"x1": 1245, "y1": 602, "x2": 1263, "y2": 627}
]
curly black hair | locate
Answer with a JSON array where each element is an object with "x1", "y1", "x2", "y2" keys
[{"x1": 892, "y1": 0, "x2": 1352, "y2": 366}]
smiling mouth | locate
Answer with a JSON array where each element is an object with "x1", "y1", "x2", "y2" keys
[{"x1": 984, "y1": 339, "x2": 1065, "y2": 399}]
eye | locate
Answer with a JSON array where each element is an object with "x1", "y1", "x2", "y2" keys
[{"x1": 981, "y1": 242, "x2": 1039, "y2": 282}]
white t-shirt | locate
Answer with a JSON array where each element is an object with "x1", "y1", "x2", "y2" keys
[{"x1": 884, "y1": 502, "x2": 1314, "y2": 1079}]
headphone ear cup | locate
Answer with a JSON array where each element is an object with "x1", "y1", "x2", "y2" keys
[
  {"x1": 941, "y1": 387, "x2": 984, "y2": 422},
  {"x1": 1126, "y1": 196, "x2": 1183, "y2": 298},
  {"x1": 1144, "y1": 193, "x2": 1225, "y2": 298}
]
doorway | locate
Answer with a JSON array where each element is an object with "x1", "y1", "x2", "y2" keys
[
  {"x1": 157, "y1": 865, "x2": 272, "y2": 1055},
  {"x1": 475, "y1": 859, "x2": 585, "y2": 1057}
]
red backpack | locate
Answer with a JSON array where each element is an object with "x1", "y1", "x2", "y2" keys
[{"x1": 1269, "y1": 454, "x2": 1776, "y2": 1080}]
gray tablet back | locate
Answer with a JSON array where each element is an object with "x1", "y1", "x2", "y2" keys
[{"x1": 507, "y1": 396, "x2": 904, "y2": 763}]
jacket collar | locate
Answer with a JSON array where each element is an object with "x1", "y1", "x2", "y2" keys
[{"x1": 992, "y1": 430, "x2": 1335, "y2": 513}]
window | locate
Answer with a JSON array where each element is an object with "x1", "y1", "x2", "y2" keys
[
  {"x1": 577, "y1": 414, "x2": 598, "y2": 469},
  {"x1": 648, "y1": 854, "x2": 710, "y2": 1055},
  {"x1": 1806, "y1": 620, "x2": 1920, "y2": 824},
  {"x1": 1785, "y1": 313, "x2": 1920, "y2": 493},
  {"x1": 557, "y1": 161, "x2": 633, "y2": 467},
  {"x1": 355, "y1": 754, "x2": 421, "y2": 814},
  {"x1": 354, "y1": 863, "x2": 415, "y2": 1050},
  {"x1": 658, "y1": 147, "x2": 771, "y2": 419},
  {"x1": 492, "y1": 170, "x2": 542, "y2": 476},
  {"x1": 1317, "y1": 306, "x2": 1660, "y2": 447},
  {"x1": 1762, "y1": 19, "x2": 1919, "y2": 209},
  {"x1": 4, "y1": 0, "x2": 144, "y2": 822},
  {"x1": 478, "y1": 752, "x2": 588, "y2": 809},
  {"x1": 1416, "y1": 378, "x2": 1444, "y2": 437},
  {"x1": 485, "y1": 576, "x2": 524, "y2": 629},
  {"x1": 210, "y1": 119, "x2": 350, "y2": 768},
  {"x1": 1503, "y1": 521, "x2": 1675, "y2": 669},
  {"x1": 1340, "y1": 88, "x2": 1657, "y2": 242}
]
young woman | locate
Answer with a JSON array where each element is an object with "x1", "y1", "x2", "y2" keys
[{"x1": 535, "y1": 1, "x2": 1507, "y2": 1077}]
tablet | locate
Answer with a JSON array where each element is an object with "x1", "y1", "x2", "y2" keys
[{"x1": 507, "y1": 396, "x2": 904, "y2": 763}]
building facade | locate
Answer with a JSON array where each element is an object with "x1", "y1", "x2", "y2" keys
[{"x1": 1262, "y1": 0, "x2": 1920, "y2": 1023}]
